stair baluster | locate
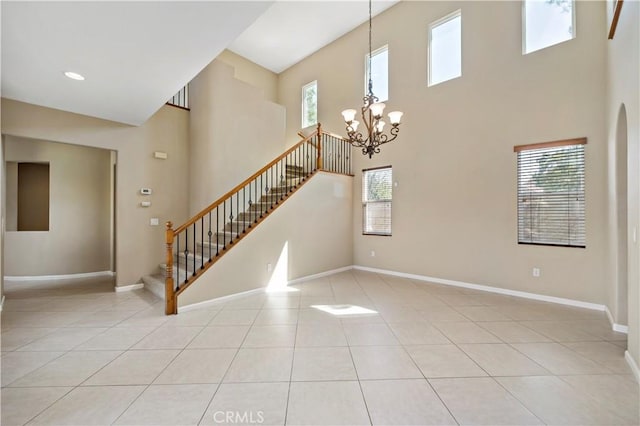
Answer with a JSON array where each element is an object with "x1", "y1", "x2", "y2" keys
[{"x1": 162, "y1": 124, "x2": 353, "y2": 314}]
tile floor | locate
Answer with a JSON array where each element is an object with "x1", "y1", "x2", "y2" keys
[{"x1": 1, "y1": 271, "x2": 638, "y2": 425}]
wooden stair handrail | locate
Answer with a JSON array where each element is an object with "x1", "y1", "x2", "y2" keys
[
  {"x1": 165, "y1": 123, "x2": 353, "y2": 315},
  {"x1": 174, "y1": 124, "x2": 322, "y2": 235}
]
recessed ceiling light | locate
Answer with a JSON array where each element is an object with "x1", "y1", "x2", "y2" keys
[{"x1": 64, "y1": 71, "x2": 85, "y2": 81}]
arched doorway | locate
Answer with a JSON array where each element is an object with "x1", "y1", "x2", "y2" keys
[{"x1": 616, "y1": 103, "x2": 629, "y2": 326}]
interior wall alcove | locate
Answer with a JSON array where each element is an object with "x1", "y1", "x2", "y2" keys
[{"x1": 4, "y1": 135, "x2": 115, "y2": 277}]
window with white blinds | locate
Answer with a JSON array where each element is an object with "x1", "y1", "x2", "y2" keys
[
  {"x1": 363, "y1": 166, "x2": 392, "y2": 236},
  {"x1": 515, "y1": 138, "x2": 586, "y2": 247}
]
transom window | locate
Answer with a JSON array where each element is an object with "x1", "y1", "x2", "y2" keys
[
  {"x1": 365, "y1": 45, "x2": 388, "y2": 102},
  {"x1": 363, "y1": 166, "x2": 392, "y2": 236},
  {"x1": 515, "y1": 138, "x2": 586, "y2": 247},
  {"x1": 301, "y1": 80, "x2": 317, "y2": 128},
  {"x1": 523, "y1": 0, "x2": 575, "y2": 54},
  {"x1": 428, "y1": 9, "x2": 462, "y2": 87}
]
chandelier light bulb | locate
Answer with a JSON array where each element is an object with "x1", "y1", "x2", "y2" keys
[
  {"x1": 388, "y1": 111, "x2": 403, "y2": 125},
  {"x1": 342, "y1": 109, "x2": 357, "y2": 122},
  {"x1": 369, "y1": 102, "x2": 386, "y2": 118},
  {"x1": 375, "y1": 120, "x2": 386, "y2": 133},
  {"x1": 350, "y1": 120, "x2": 360, "y2": 131}
]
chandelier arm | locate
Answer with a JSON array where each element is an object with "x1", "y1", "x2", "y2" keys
[
  {"x1": 378, "y1": 131, "x2": 399, "y2": 146},
  {"x1": 346, "y1": 130, "x2": 367, "y2": 149},
  {"x1": 340, "y1": 0, "x2": 402, "y2": 158}
]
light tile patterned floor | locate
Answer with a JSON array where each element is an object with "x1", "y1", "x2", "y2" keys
[{"x1": 1, "y1": 271, "x2": 638, "y2": 425}]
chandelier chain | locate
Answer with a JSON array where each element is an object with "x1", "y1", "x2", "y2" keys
[
  {"x1": 368, "y1": 0, "x2": 373, "y2": 97},
  {"x1": 340, "y1": 0, "x2": 403, "y2": 158}
]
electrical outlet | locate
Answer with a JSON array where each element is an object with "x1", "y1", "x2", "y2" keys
[
  {"x1": 370, "y1": 250, "x2": 376, "y2": 257},
  {"x1": 532, "y1": 267, "x2": 541, "y2": 278},
  {"x1": 267, "y1": 263, "x2": 272, "y2": 272}
]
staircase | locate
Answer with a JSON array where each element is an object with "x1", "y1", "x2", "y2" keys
[{"x1": 147, "y1": 124, "x2": 353, "y2": 314}]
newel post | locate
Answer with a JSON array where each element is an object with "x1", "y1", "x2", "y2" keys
[
  {"x1": 316, "y1": 123, "x2": 323, "y2": 170},
  {"x1": 165, "y1": 221, "x2": 177, "y2": 315}
]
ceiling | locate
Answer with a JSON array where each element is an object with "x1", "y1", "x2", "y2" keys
[
  {"x1": 1, "y1": 1, "x2": 398, "y2": 126},
  {"x1": 230, "y1": 1, "x2": 399, "y2": 73}
]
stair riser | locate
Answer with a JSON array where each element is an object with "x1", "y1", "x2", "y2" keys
[
  {"x1": 247, "y1": 203, "x2": 271, "y2": 213},
  {"x1": 236, "y1": 212, "x2": 261, "y2": 222},
  {"x1": 260, "y1": 194, "x2": 286, "y2": 203},
  {"x1": 224, "y1": 222, "x2": 253, "y2": 233}
]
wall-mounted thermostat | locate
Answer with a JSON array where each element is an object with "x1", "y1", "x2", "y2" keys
[
  {"x1": 140, "y1": 201, "x2": 151, "y2": 207},
  {"x1": 140, "y1": 188, "x2": 152, "y2": 195}
]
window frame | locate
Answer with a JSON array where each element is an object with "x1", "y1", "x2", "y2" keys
[
  {"x1": 364, "y1": 44, "x2": 389, "y2": 102},
  {"x1": 362, "y1": 165, "x2": 393, "y2": 237},
  {"x1": 428, "y1": 9, "x2": 462, "y2": 87},
  {"x1": 514, "y1": 137, "x2": 587, "y2": 248},
  {"x1": 301, "y1": 80, "x2": 318, "y2": 129},
  {"x1": 522, "y1": 0, "x2": 576, "y2": 55}
]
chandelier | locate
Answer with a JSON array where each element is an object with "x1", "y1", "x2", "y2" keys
[{"x1": 341, "y1": 0, "x2": 403, "y2": 158}]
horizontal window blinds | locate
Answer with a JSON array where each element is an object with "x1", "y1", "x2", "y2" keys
[
  {"x1": 363, "y1": 166, "x2": 392, "y2": 236},
  {"x1": 516, "y1": 141, "x2": 585, "y2": 247}
]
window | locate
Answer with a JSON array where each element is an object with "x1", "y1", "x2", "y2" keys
[
  {"x1": 515, "y1": 138, "x2": 586, "y2": 247},
  {"x1": 428, "y1": 10, "x2": 461, "y2": 86},
  {"x1": 365, "y1": 45, "x2": 388, "y2": 102},
  {"x1": 301, "y1": 80, "x2": 317, "y2": 128},
  {"x1": 363, "y1": 166, "x2": 392, "y2": 236},
  {"x1": 523, "y1": 0, "x2": 575, "y2": 54}
]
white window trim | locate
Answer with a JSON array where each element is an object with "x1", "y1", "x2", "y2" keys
[
  {"x1": 522, "y1": 0, "x2": 576, "y2": 55},
  {"x1": 301, "y1": 80, "x2": 318, "y2": 129},
  {"x1": 364, "y1": 44, "x2": 389, "y2": 102},
  {"x1": 428, "y1": 9, "x2": 462, "y2": 87}
]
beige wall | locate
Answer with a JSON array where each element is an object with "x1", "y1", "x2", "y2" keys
[
  {"x1": 217, "y1": 50, "x2": 279, "y2": 104},
  {"x1": 279, "y1": 2, "x2": 609, "y2": 304},
  {"x1": 179, "y1": 172, "x2": 353, "y2": 307},
  {"x1": 4, "y1": 137, "x2": 110, "y2": 275},
  {"x1": 606, "y1": 0, "x2": 640, "y2": 370},
  {"x1": 189, "y1": 59, "x2": 285, "y2": 215},
  {"x1": 1, "y1": 100, "x2": 190, "y2": 286}
]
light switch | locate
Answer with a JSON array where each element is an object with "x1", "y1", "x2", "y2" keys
[
  {"x1": 140, "y1": 188, "x2": 152, "y2": 195},
  {"x1": 140, "y1": 201, "x2": 151, "y2": 207},
  {"x1": 150, "y1": 218, "x2": 159, "y2": 226}
]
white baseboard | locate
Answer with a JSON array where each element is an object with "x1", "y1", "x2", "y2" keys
[
  {"x1": 354, "y1": 265, "x2": 606, "y2": 312},
  {"x1": 625, "y1": 351, "x2": 640, "y2": 383},
  {"x1": 0, "y1": 295, "x2": 5, "y2": 312},
  {"x1": 179, "y1": 288, "x2": 264, "y2": 313},
  {"x1": 114, "y1": 283, "x2": 144, "y2": 293},
  {"x1": 178, "y1": 266, "x2": 354, "y2": 313},
  {"x1": 4, "y1": 270, "x2": 115, "y2": 282},
  {"x1": 178, "y1": 264, "x2": 611, "y2": 318},
  {"x1": 287, "y1": 266, "x2": 354, "y2": 285},
  {"x1": 605, "y1": 306, "x2": 629, "y2": 334}
]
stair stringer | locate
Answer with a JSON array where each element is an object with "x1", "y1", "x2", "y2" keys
[{"x1": 175, "y1": 172, "x2": 353, "y2": 310}]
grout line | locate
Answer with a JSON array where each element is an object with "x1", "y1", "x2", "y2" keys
[
  {"x1": 282, "y1": 290, "x2": 302, "y2": 426},
  {"x1": 197, "y1": 299, "x2": 263, "y2": 425},
  {"x1": 329, "y1": 275, "x2": 373, "y2": 426}
]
